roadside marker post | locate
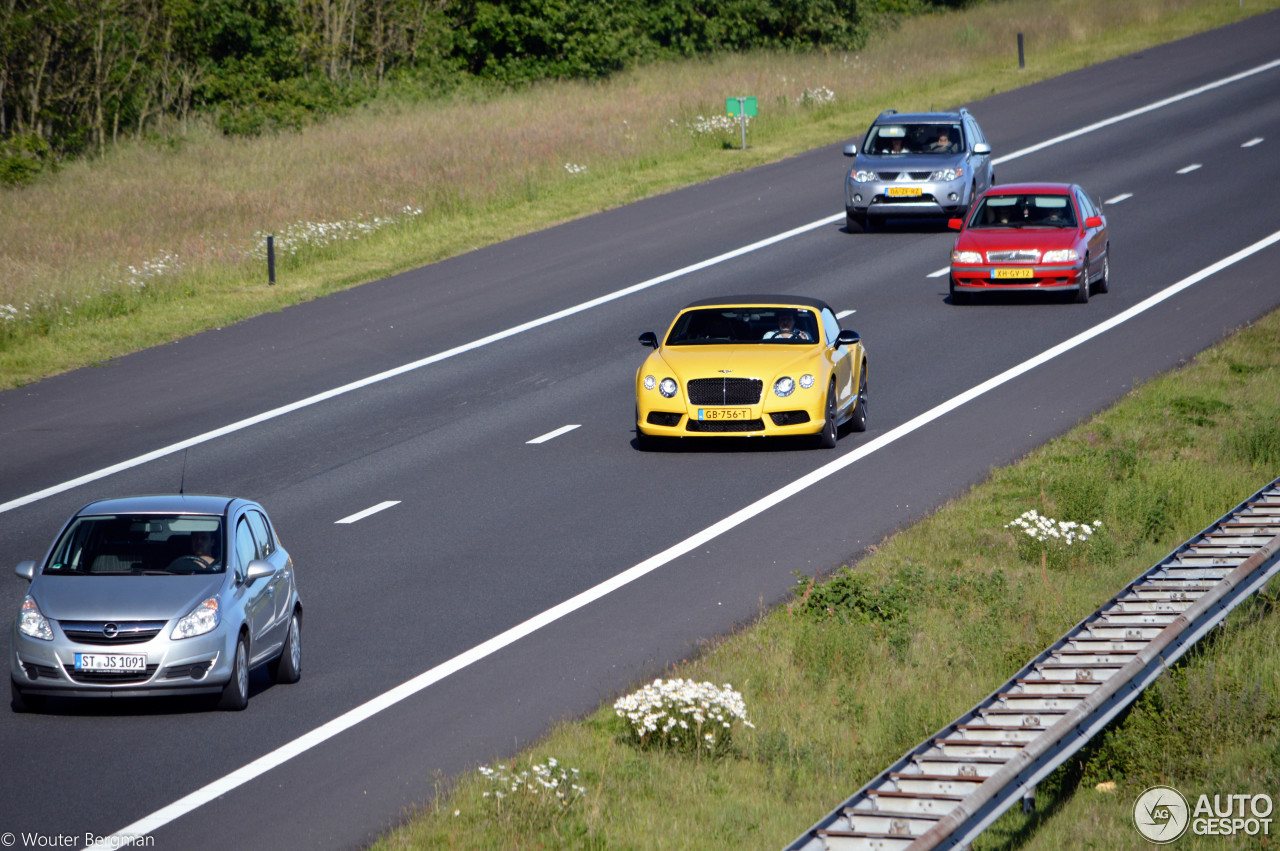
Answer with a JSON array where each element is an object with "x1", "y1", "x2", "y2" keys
[{"x1": 726, "y1": 96, "x2": 757, "y2": 150}]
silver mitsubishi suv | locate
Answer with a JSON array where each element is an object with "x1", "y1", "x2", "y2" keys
[{"x1": 842, "y1": 108, "x2": 994, "y2": 231}]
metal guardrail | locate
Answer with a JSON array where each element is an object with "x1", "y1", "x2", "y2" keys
[{"x1": 785, "y1": 477, "x2": 1280, "y2": 851}]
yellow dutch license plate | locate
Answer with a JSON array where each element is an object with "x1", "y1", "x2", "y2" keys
[
  {"x1": 993, "y1": 268, "x2": 1034, "y2": 279},
  {"x1": 699, "y1": 408, "x2": 751, "y2": 421},
  {"x1": 886, "y1": 187, "x2": 923, "y2": 197}
]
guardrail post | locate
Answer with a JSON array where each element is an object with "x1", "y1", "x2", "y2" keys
[
  {"x1": 268, "y1": 234, "x2": 276, "y2": 285},
  {"x1": 1018, "y1": 33, "x2": 1025, "y2": 69}
]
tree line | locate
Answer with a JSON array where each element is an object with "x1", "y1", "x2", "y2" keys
[{"x1": 0, "y1": 0, "x2": 972, "y2": 183}]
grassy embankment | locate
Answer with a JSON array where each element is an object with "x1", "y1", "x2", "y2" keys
[
  {"x1": 2, "y1": 0, "x2": 1279, "y2": 390},
  {"x1": 368, "y1": 296, "x2": 1280, "y2": 849}
]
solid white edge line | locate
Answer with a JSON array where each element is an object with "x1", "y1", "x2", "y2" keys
[
  {"x1": 1178, "y1": 164, "x2": 1203, "y2": 174},
  {"x1": 1105, "y1": 193, "x2": 1133, "y2": 205},
  {"x1": 10, "y1": 58, "x2": 1280, "y2": 521},
  {"x1": 990, "y1": 58, "x2": 1280, "y2": 166},
  {"x1": 0, "y1": 214, "x2": 838, "y2": 518},
  {"x1": 335, "y1": 500, "x2": 401, "y2": 525},
  {"x1": 527, "y1": 424, "x2": 581, "y2": 444},
  {"x1": 98, "y1": 227, "x2": 1280, "y2": 849}
]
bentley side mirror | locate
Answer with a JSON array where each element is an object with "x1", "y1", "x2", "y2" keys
[
  {"x1": 836, "y1": 329, "x2": 861, "y2": 347},
  {"x1": 638, "y1": 331, "x2": 658, "y2": 349}
]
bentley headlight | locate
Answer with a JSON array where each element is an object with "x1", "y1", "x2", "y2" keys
[
  {"x1": 643, "y1": 375, "x2": 656, "y2": 391},
  {"x1": 658, "y1": 378, "x2": 678, "y2": 399},
  {"x1": 930, "y1": 167, "x2": 963, "y2": 181},
  {"x1": 18, "y1": 596, "x2": 53, "y2": 641},
  {"x1": 172, "y1": 596, "x2": 220, "y2": 640},
  {"x1": 850, "y1": 169, "x2": 878, "y2": 183},
  {"x1": 799, "y1": 374, "x2": 815, "y2": 389},
  {"x1": 1041, "y1": 249, "x2": 1079, "y2": 263},
  {"x1": 952, "y1": 250, "x2": 982, "y2": 264},
  {"x1": 774, "y1": 377, "x2": 796, "y2": 398}
]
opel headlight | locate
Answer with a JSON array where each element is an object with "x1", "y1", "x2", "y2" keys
[
  {"x1": 658, "y1": 378, "x2": 678, "y2": 399},
  {"x1": 18, "y1": 596, "x2": 53, "y2": 641},
  {"x1": 1041, "y1": 249, "x2": 1079, "y2": 263},
  {"x1": 931, "y1": 167, "x2": 963, "y2": 181},
  {"x1": 643, "y1": 375, "x2": 656, "y2": 391},
  {"x1": 850, "y1": 169, "x2": 878, "y2": 183},
  {"x1": 172, "y1": 596, "x2": 220, "y2": 640},
  {"x1": 774, "y1": 377, "x2": 796, "y2": 398},
  {"x1": 799, "y1": 374, "x2": 815, "y2": 390},
  {"x1": 952, "y1": 250, "x2": 982, "y2": 264}
]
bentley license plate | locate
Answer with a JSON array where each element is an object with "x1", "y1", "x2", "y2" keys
[
  {"x1": 993, "y1": 268, "x2": 1034, "y2": 279},
  {"x1": 886, "y1": 187, "x2": 922, "y2": 197},
  {"x1": 699, "y1": 408, "x2": 751, "y2": 421},
  {"x1": 75, "y1": 653, "x2": 146, "y2": 672}
]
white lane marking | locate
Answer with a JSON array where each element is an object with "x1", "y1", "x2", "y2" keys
[
  {"x1": 6, "y1": 58, "x2": 1279, "y2": 521},
  {"x1": 1105, "y1": 193, "x2": 1133, "y2": 205},
  {"x1": 100, "y1": 227, "x2": 1280, "y2": 848},
  {"x1": 527, "y1": 424, "x2": 581, "y2": 444},
  {"x1": 1242, "y1": 137, "x2": 1263, "y2": 147},
  {"x1": 989, "y1": 58, "x2": 1280, "y2": 166},
  {"x1": 335, "y1": 501, "x2": 400, "y2": 525},
  {"x1": 836, "y1": 310, "x2": 856, "y2": 319},
  {"x1": 1178, "y1": 164, "x2": 1203, "y2": 174},
  {"x1": 0, "y1": 217, "x2": 835, "y2": 517},
  {"x1": 927, "y1": 267, "x2": 950, "y2": 278}
]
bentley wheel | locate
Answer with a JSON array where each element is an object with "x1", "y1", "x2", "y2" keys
[
  {"x1": 850, "y1": 365, "x2": 868, "y2": 433},
  {"x1": 817, "y1": 383, "x2": 838, "y2": 449}
]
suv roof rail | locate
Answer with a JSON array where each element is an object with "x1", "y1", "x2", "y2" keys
[
  {"x1": 958, "y1": 107, "x2": 970, "y2": 116},
  {"x1": 876, "y1": 109, "x2": 898, "y2": 119}
]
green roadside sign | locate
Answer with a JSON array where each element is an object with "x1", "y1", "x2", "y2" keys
[{"x1": 725, "y1": 96, "x2": 758, "y2": 117}]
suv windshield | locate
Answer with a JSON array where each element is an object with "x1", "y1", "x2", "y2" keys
[
  {"x1": 666, "y1": 308, "x2": 819, "y2": 345},
  {"x1": 865, "y1": 123, "x2": 962, "y2": 155},
  {"x1": 971, "y1": 194, "x2": 1077, "y2": 229},
  {"x1": 46, "y1": 514, "x2": 225, "y2": 575}
]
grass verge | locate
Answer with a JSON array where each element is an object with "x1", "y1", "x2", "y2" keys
[
  {"x1": 2, "y1": 0, "x2": 1279, "y2": 389},
  {"x1": 369, "y1": 307, "x2": 1280, "y2": 849}
]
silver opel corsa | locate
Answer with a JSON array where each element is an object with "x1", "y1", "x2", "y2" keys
[{"x1": 10, "y1": 495, "x2": 301, "y2": 712}]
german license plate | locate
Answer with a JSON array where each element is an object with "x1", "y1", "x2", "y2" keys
[
  {"x1": 993, "y1": 268, "x2": 1034, "y2": 279},
  {"x1": 886, "y1": 186, "x2": 922, "y2": 197},
  {"x1": 75, "y1": 653, "x2": 146, "y2": 672},
  {"x1": 699, "y1": 408, "x2": 751, "y2": 421}
]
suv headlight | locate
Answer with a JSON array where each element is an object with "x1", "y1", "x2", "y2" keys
[
  {"x1": 1041, "y1": 249, "x2": 1079, "y2": 263},
  {"x1": 931, "y1": 167, "x2": 963, "y2": 182},
  {"x1": 172, "y1": 596, "x2": 220, "y2": 640},
  {"x1": 18, "y1": 596, "x2": 53, "y2": 641},
  {"x1": 849, "y1": 169, "x2": 878, "y2": 183},
  {"x1": 658, "y1": 378, "x2": 678, "y2": 399},
  {"x1": 952, "y1": 250, "x2": 983, "y2": 264}
]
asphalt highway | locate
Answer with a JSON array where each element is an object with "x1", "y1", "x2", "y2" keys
[{"x1": 2, "y1": 12, "x2": 1280, "y2": 850}]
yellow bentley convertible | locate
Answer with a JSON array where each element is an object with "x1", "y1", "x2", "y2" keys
[{"x1": 635, "y1": 295, "x2": 867, "y2": 449}]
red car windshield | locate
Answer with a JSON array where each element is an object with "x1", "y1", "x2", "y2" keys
[{"x1": 971, "y1": 194, "x2": 1077, "y2": 229}]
